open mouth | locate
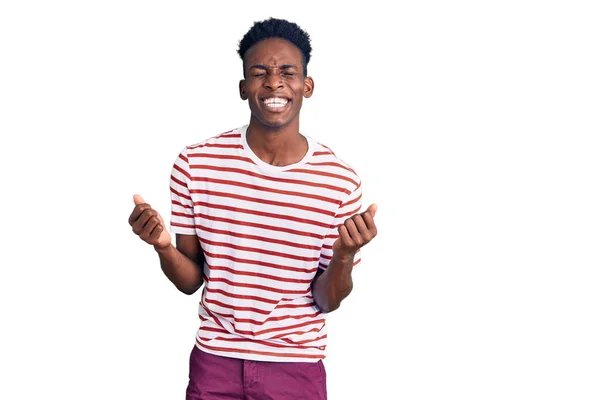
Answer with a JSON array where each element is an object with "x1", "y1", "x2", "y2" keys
[{"x1": 261, "y1": 97, "x2": 290, "y2": 111}]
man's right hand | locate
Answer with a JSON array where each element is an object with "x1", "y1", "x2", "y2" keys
[{"x1": 129, "y1": 194, "x2": 172, "y2": 249}]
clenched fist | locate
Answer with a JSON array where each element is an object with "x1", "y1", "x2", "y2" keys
[
  {"x1": 128, "y1": 194, "x2": 171, "y2": 249},
  {"x1": 332, "y1": 203, "x2": 378, "y2": 261}
]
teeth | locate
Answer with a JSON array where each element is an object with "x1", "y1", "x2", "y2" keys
[{"x1": 263, "y1": 98, "x2": 288, "y2": 105}]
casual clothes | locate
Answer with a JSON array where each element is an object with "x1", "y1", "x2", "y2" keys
[
  {"x1": 186, "y1": 345, "x2": 327, "y2": 400},
  {"x1": 169, "y1": 125, "x2": 361, "y2": 398}
]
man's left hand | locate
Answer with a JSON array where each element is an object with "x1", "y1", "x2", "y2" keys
[{"x1": 332, "y1": 203, "x2": 378, "y2": 261}]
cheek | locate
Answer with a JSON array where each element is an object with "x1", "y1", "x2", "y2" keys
[
  {"x1": 244, "y1": 80, "x2": 261, "y2": 93},
  {"x1": 290, "y1": 82, "x2": 305, "y2": 97}
]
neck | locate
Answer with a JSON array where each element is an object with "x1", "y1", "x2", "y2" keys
[{"x1": 246, "y1": 117, "x2": 307, "y2": 167}]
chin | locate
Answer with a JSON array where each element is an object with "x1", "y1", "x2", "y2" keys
[{"x1": 257, "y1": 116, "x2": 293, "y2": 130}]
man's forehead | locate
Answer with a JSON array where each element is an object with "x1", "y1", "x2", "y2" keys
[{"x1": 245, "y1": 38, "x2": 302, "y2": 63}]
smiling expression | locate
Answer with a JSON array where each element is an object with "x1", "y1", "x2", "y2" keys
[{"x1": 239, "y1": 38, "x2": 314, "y2": 130}]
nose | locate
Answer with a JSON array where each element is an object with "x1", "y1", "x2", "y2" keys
[{"x1": 264, "y1": 73, "x2": 283, "y2": 90}]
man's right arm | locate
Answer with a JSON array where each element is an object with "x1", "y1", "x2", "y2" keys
[
  {"x1": 129, "y1": 194, "x2": 204, "y2": 295},
  {"x1": 154, "y1": 235, "x2": 204, "y2": 295}
]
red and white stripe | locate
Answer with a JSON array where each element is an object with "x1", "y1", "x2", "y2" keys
[{"x1": 170, "y1": 126, "x2": 362, "y2": 362}]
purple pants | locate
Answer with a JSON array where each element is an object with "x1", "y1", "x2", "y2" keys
[{"x1": 185, "y1": 345, "x2": 327, "y2": 400}]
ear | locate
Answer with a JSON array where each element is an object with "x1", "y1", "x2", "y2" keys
[
  {"x1": 239, "y1": 79, "x2": 248, "y2": 100},
  {"x1": 303, "y1": 76, "x2": 314, "y2": 98}
]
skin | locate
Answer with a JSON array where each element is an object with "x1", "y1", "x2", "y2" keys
[
  {"x1": 128, "y1": 194, "x2": 203, "y2": 295},
  {"x1": 129, "y1": 37, "x2": 378, "y2": 313},
  {"x1": 239, "y1": 38, "x2": 314, "y2": 167}
]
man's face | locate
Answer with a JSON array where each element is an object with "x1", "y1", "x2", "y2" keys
[{"x1": 239, "y1": 38, "x2": 314, "y2": 130}]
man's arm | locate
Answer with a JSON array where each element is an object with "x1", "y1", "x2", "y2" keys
[
  {"x1": 311, "y1": 254, "x2": 355, "y2": 313},
  {"x1": 129, "y1": 194, "x2": 204, "y2": 295},
  {"x1": 311, "y1": 204, "x2": 378, "y2": 313},
  {"x1": 155, "y1": 235, "x2": 204, "y2": 295}
]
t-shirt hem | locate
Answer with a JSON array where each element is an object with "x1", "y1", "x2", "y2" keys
[{"x1": 194, "y1": 341, "x2": 326, "y2": 363}]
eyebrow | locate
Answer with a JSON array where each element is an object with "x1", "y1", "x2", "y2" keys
[{"x1": 248, "y1": 64, "x2": 298, "y2": 70}]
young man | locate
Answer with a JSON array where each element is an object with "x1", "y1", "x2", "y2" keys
[{"x1": 128, "y1": 18, "x2": 377, "y2": 400}]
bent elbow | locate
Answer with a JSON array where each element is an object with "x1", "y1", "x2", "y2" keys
[{"x1": 177, "y1": 282, "x2": 202, "y2": 296}]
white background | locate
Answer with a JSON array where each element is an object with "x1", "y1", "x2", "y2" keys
[{"x1": 1, "y1": 1, "x2": 599, "y2": 399}]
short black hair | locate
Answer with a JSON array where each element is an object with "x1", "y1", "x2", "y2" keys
[{"x1": 238, "y1": 18, "x2": 312, "y2": 77}]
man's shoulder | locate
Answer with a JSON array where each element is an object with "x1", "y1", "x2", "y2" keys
[
  {"x1": 183, "y1": 127, "x2": 244, "y2": 152},
  {"x1": 308, "y1": 139, "x2": 361, "y2": 187}
]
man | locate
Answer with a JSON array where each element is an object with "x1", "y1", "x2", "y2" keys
[{"x1": 129, "y1": 18, "x2": 377, "y2": 400}]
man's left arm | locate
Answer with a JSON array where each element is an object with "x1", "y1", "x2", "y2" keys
[{"x1": 311, "y1": 204, "x2": 378, "y2": 313}]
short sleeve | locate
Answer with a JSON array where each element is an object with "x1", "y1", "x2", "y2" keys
[
  {"x1": 318, "y1": 181, "x2": 362, "y2": 270},
  {"x1": 170, "y1": 147, "x2": 196, "y2": 235}
]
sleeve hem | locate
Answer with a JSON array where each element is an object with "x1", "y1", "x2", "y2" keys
[{"x1": 170, "y1": 226, "x2": 196, "y2": 235}]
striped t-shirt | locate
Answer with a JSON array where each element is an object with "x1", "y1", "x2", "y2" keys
[{"x1": 169, "y1": 125, "x2": 362, "y2": 362}]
